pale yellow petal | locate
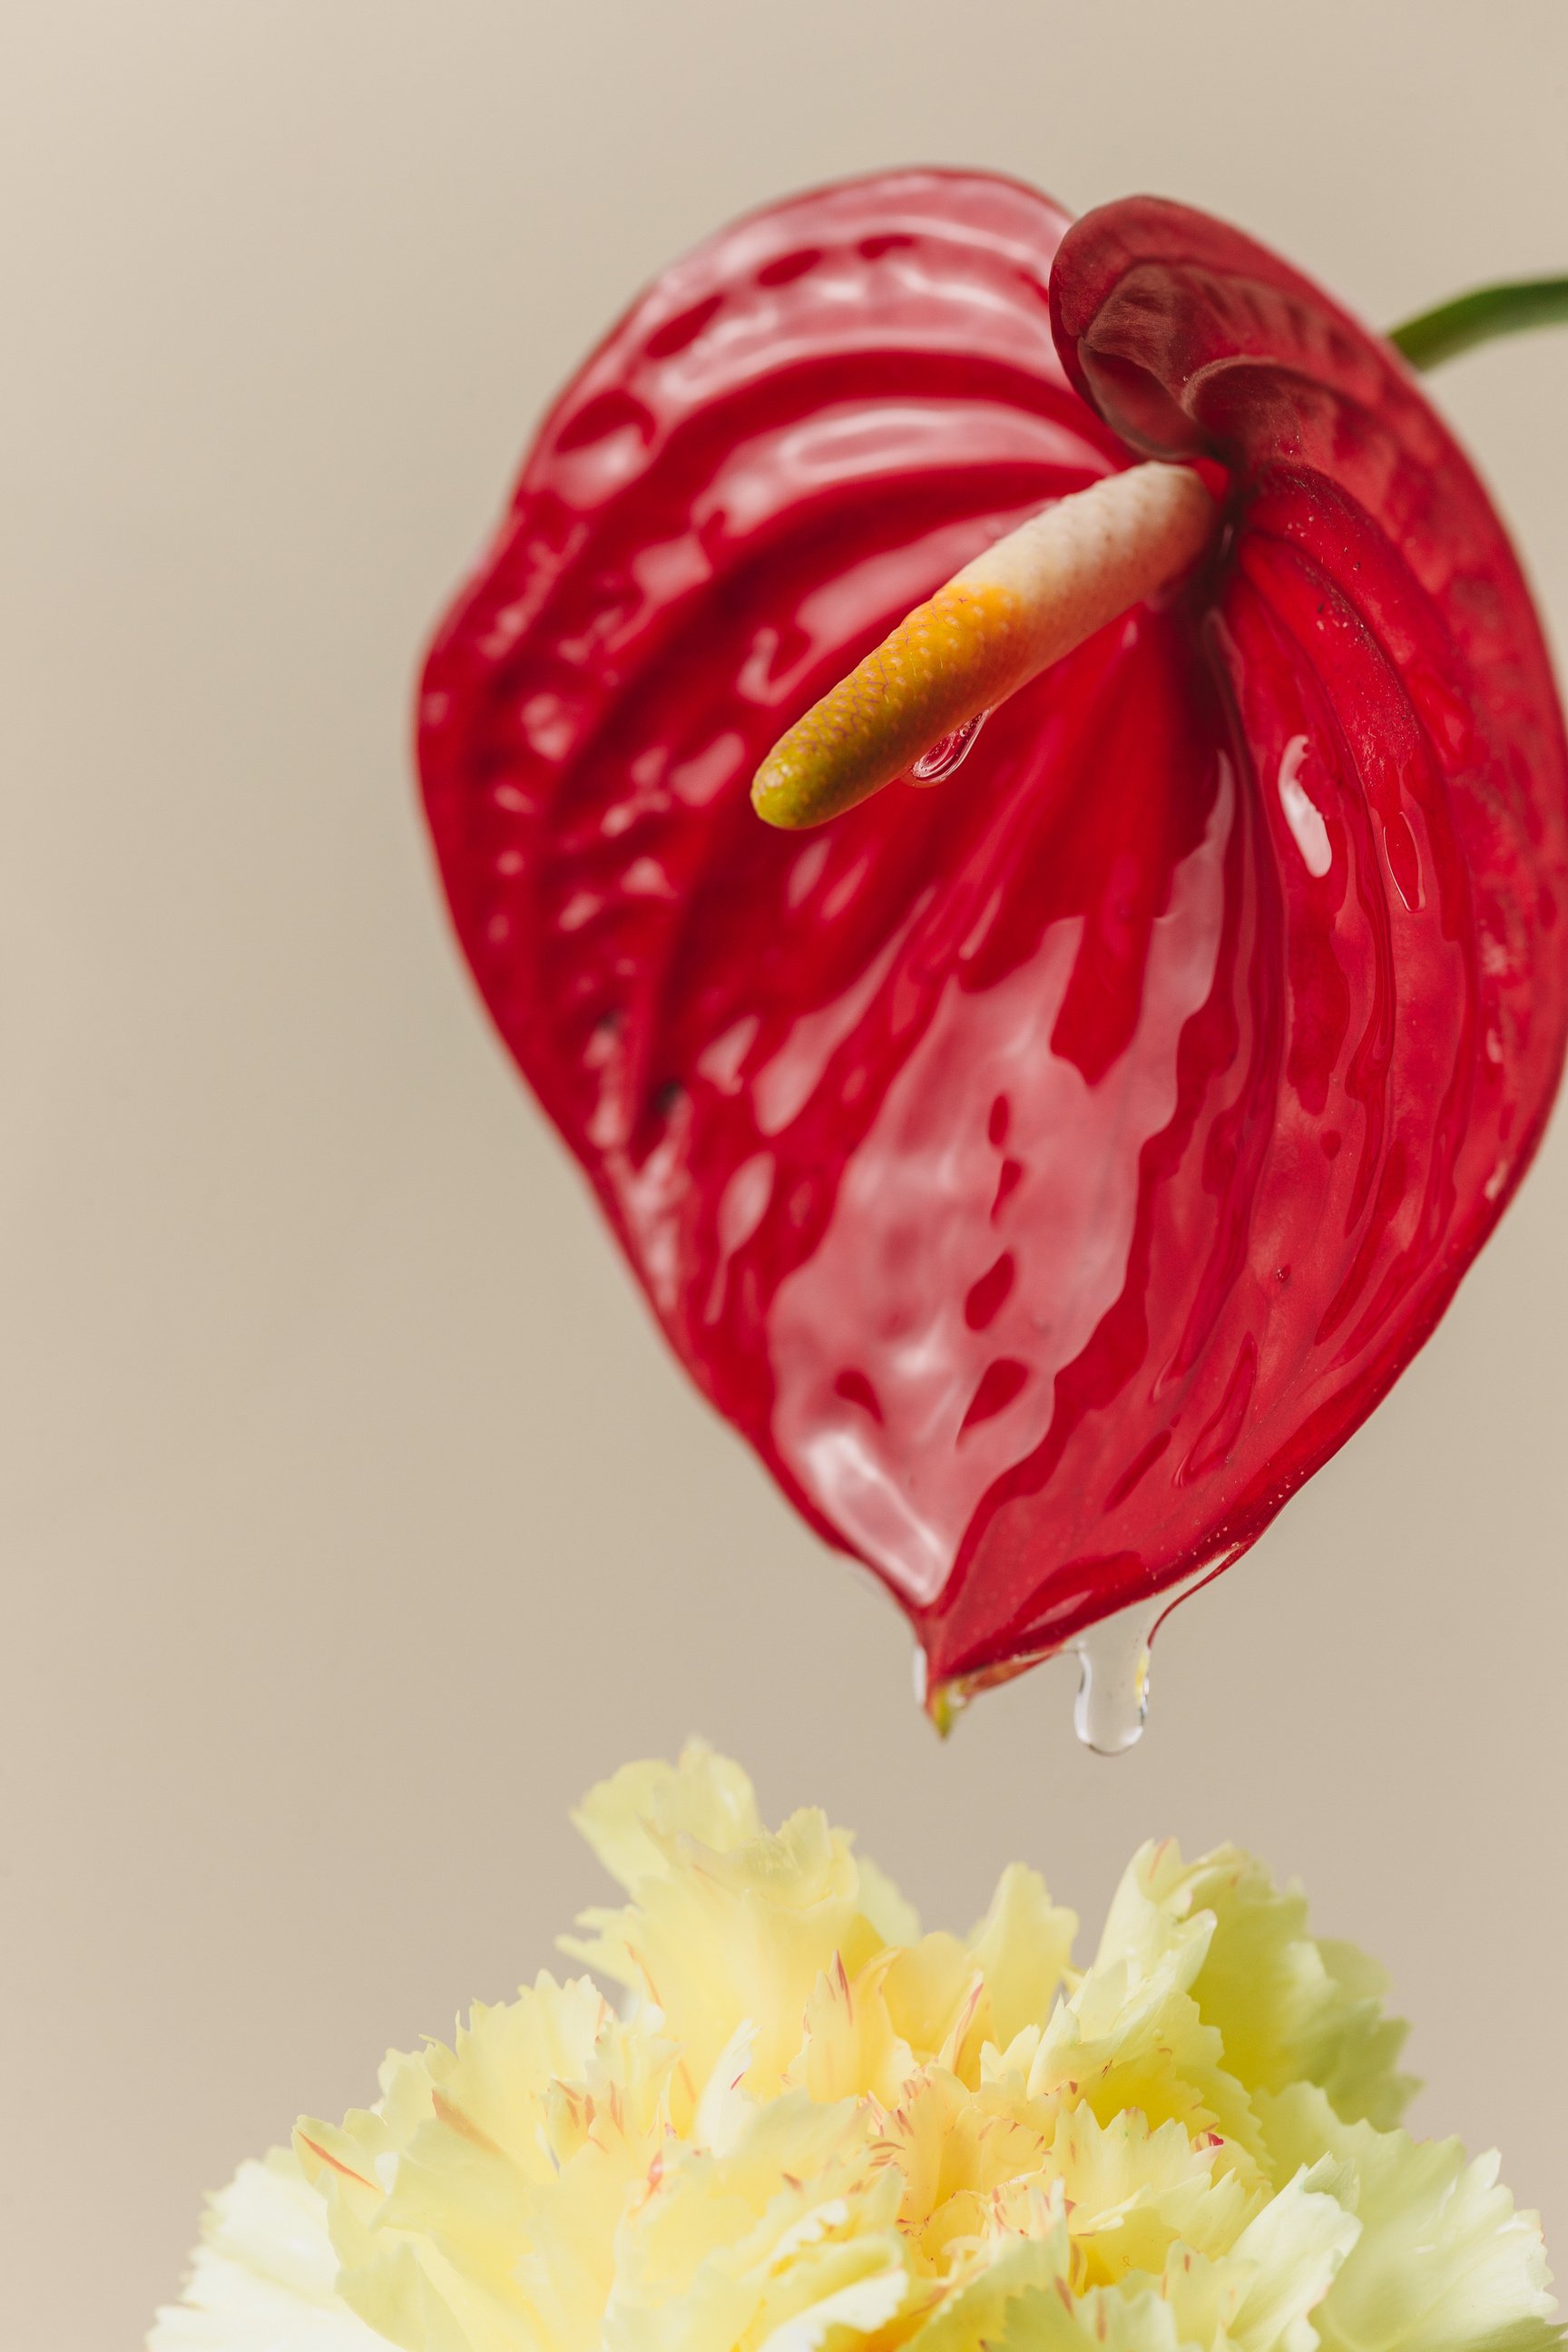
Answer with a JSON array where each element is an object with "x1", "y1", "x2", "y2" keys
[
  {"x1": 1102, "y1": 1843, "x2": 1414, "y2": 2134},
  {"x1": 1047, "y1": 2105, "x2": 1257, "y2": 2286},
  {"x1": 968, "y1": 1867, "x2": 1077, "y2": 2053},
  {"x1": 566, "y1": 1806, "x2": 894, "y2": 2101},
  {"x1": 149, "y1": 2149, "x2": 381, "y2": 2352},
  {"x1": 781, "y1": 1951, "x2": 916, "y2": 2109},
  {"x1": 572, "y1": 1743, "x2": 762, "y2": 1893},
  {"x1": 1225, "y1": 2157, "x2": 1361, "y2": 2352},
  {"x1": 1062, "y1": 2286, "x2": 1187, "y2": 2351},
  {"x1": 908, "y1": 2229, "x2": 1073, "y2": 2352},
  {"x1": 881, "y1": 1936, "x2": 983, "y2": 2073},
  {"x1": 1259, "y1": 2084, "x2": 1559, "y2": 2352}
]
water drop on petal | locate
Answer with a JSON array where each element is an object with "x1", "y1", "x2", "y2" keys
[{"x1": 909, "y1": 710, "x2": 987, "y2": 784}]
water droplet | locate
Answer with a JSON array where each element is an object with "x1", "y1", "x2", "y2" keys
[
  {"x1": 913, "y1": 1564, "x2": 1217, "y2": 1749},
  {"x1": 909, "y1": 711, "x2": 987, "y2": 785},
  {"x1": 1068, "y1": 1561, "x2": 1218, "y2": 1754},
  {"x1": 1072, "y1": 1606, "x2": 1154, "y2": 1755}
]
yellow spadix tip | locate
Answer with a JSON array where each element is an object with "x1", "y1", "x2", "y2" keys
[
  {"x1": 750, "y1": 581, "x2": 1025, "y2": 831},
  {"x1": 750, "y1": 462, "x2": 1219, "y2": 831}
]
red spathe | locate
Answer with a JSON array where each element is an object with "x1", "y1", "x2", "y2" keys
[{"x1": 418, "y1": 172, "x2": 1568, "y2": 1700}]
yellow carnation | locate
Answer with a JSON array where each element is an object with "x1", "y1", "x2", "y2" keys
[{"x1": 151, "y1": 1743, "x2": 1558, "y2": 2352}]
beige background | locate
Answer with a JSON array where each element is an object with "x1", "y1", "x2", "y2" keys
[{"x1": 4, "y1": 4, "x2": 1567, "y2": 2344}]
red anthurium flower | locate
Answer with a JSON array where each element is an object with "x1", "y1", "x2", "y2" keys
[{"x1": 417, "y1": 171, "x2": 1568, "y2": 1726}]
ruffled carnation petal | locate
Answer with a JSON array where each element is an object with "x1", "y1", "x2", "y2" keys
[
  {"x1": 149, "y1": 2149, "x2": 382, "y2": 2351},
  {"x1": 1259, "y1": 2083, "x2": 1559, "y2": 2352}
]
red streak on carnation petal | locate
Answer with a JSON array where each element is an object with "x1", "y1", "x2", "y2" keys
[
  {"x1": 297, "y1": 2136, "x2": 376, "y2": 2191},
  {"x1": 417, "y1": 172, "x2": 1568, "y2": 1700}
]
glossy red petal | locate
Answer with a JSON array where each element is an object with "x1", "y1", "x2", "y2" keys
[{"x1": 418, "y1": 173, "x2": 1568, "y2": 1701}]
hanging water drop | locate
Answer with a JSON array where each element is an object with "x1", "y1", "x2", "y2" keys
[
  {"x1": 914, "y1": 1563, "x2": 1213, "y2": 1749},
  {"x1": 909, "y1": 710, "x2": 987, "y2": 784},
  {"x1": 1072, "y1": 1603, "x2": 1155, "y2": 1755},
  {"x1": 1065, "y1": 1561, "x2": 1217, "y2": 1753}
]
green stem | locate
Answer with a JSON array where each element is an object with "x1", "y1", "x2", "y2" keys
[{"x1": 1388, "y1": 275, "x2": 1568, "y2": 371}]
